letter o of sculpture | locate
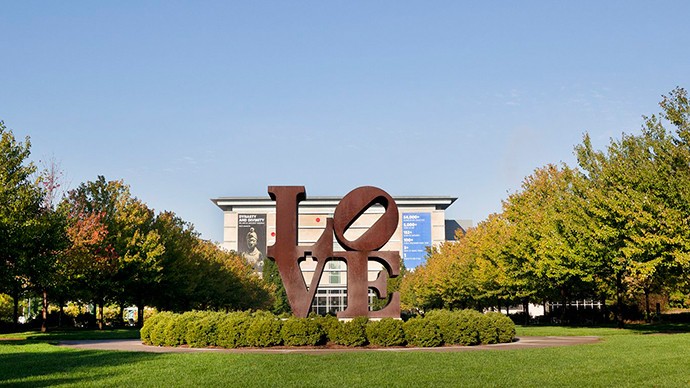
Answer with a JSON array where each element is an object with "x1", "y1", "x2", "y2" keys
[{"x1": 333, "y1": 186, "x2": 399, "y2": 251}]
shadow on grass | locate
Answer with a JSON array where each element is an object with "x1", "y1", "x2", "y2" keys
[
  {"x1": 0, "y1": 328, "x2": 141, "y2": 341},
  {"x1": 521, "y1": 321, "x2": 690, "y2": 335},
  {"x1": 0, "y1": 348, "x2": 159, "y2": 387},
  {"x1": 624, "y1": 321, "x2": 690, "y2": 334}
]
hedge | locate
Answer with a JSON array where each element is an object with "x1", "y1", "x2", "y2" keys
[
  {"x1": 140, "y1": 308, "x2": 515, "y2": 349},
  {"x1": 332, "y1": 316, "x2": 368, "y2": 346},
  {"x1": 281, "y1": 317, "x2": 324, "y2": 346},
  {"x1": 216, "y1": 311, "x2": 252, "y2": 348},
  {"x1": 426, "y1": 309, "x2": 481, "y2": 346},
  {"x1": 245, "y1": 311, "x2": 283, "y2": 347},
  {"x1": 403, "y1": 316, "x2": 442, "y2": 347},
  {"x1": 485, "y1": 311, "x2": 517, "y2": 344},
  {"x1": 186, "y1": 312, "x2": 225, "y2": 348},
  {"x1": 365, "y1": 318, "x2": 406, "y2": 346}
]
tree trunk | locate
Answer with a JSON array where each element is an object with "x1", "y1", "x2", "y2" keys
[
  {"x1": 137, "y1": 303, "x2": 144, "y2": 328},
  {"x1": 41, "y1": 289, "x2": 48, "y2": 333},
  {"x1": 118, "y1": 303, "x2": 125, "y2": 326},
  {"x1": 97, "y1": 301, "x2": 104, "y2": 330},
  {"x1": 616, "y1": 272, "x2": 625, "y2": 328},
  {"x1": 11, "y1": 287, "x2": 20, "y2": 328},
  {"x1": 523, "y1": 299, "x2": 530, "y2": 325},
  {"x1": 644, "y1": 287, "x2": 651, "y2": 323},
  {"x1": 560, "y1": 287, "x2": 568, "y2": 323},
  {"x1": 59, "y1": 302, "x2": 64, "y2": 328}
]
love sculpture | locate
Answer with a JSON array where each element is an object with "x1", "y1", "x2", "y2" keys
[{"x1": 267, "y1": 186, "x2": 401, "y2": 318}]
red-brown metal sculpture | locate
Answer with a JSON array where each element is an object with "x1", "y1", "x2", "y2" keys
[{"x1": 267, "y1": 186, "x2": 400, "y2": 318}]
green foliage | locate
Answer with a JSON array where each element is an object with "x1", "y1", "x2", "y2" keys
[
  {"x1": 262, "y1": 259, "x2": 291, "y2": 314},
  {"x1": 185, "y1": 312, "x2": 225, "y2": 348},
  {"x1": 245, "y1": 312, "x2": 283, "y2": 347},
  {"x1": 142, "y1": 309, "x2": 514, "y2": 349},
  {"x1": 141, "y1": 311, "x2": 174, "y2": 345},
  {"x1": 151, "y1": 212, "x2": 272, "y2": 315},
  {"x1": 332, "y1": 316, "x2": 368, "y2": 346},
  {"x1": 485, "y1": 312, "x2": 516, "y2": 343},
  {"x1": 0, "y1": 294, "x2": 12, "y2": 323},
  {"x1": 280, "y1": 317, "x2": 324, "y2": 346},
  {"x1": 365, "y1": 318, "x2": 406, "y2": 346},
  {"x1": 0, "y1": 121, "x2": 43, "y2": 324},
  {"x1": 475, "y1": 314, "x2": 498, "y2": 344},
  {"x1": 216, "y1": 311, "x2": 253, "y2": 348},
  {"x1": 163, "y1": 311, "x2": 203, "y2": 347},
  {"x1": 403, "y1": 316, "x2": 442, "y2": 347},
  {"x1": 426, "y1": 309, "x2": 482, "y2": 346},
  {"x1": 313, "y1": 314, "x2": 341, "y2": 343}
]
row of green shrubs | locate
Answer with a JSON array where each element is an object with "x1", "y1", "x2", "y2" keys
[{"x1": 141, "y1": 309, "x2": 516, "y2": 348}]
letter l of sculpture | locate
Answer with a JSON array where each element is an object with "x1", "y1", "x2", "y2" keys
[{"x1": 266, "y1": 186, "x2": 333, "y2": 318}]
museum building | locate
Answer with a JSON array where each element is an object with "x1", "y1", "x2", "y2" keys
[{"x1": 211, "y1": 192, "x2": 468, "y2": 314}]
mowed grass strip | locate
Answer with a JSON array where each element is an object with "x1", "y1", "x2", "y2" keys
[{"x1": 1, "y1": 326, "x2": 689, "y2": 387}]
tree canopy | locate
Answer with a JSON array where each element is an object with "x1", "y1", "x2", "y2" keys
[
  {"x1": 401, "y1": 87, "x2": 690, "y2": 325},
  {"x1": 0, "y1": 124, "x2": 273, "y2": 329}
]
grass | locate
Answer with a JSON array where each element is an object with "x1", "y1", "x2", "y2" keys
[
  {"x1": 0, "y1": 328, "x2": 141, "y2": 341},
  {"x1": 1, "y1": 325, "x2": 690, "y2": 387}
]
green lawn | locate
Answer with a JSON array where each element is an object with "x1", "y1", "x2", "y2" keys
[
  {"x1": 1, "y1": 325, "x2": 690, "y2": 387},
  {"x1": 0, "y1": 328, "x2": 141, "y2": 341}
]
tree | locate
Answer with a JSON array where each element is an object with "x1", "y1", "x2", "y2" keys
[
  {"x1": 502, "y1": 164, "x2": 596, "y2": 322},
  {"x1": 0, "y1": 121, "x2": 42, "y2": 325},
  {"x1": 575, "y1": 89, "x2": 690, "y2": 325},
  {"x1": 112, "y1": 198, "x2": 164, "y2": 327},
  {"x1": 60, "y1": 176, "x2": 160, "y2": 329},
  {"x1": 22, "y1": 158, "x2": 69, "y2": 332},
  {"x1": 152, "y1": 211, "x2": 272, "y2": 314},
  {"x1": 466, "y1": 214, "x2": 513, "y2": 313},
  {"x1": 150, "y1": 211, "x2": 199, "y2": 312},
  {"x1": 262, "y1": 258, "x2": 291, "y2": 314},
  {"x1": 400, "y1": 229, "x2": 480, "y2": 312}
]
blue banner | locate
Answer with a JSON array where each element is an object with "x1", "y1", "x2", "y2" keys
[{"x1": 402, "y1": 212, "x2": 431, "y2": 269}]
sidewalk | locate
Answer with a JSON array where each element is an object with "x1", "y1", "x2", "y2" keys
[{"x1": 58, "y1": 336, "x2": 601, "y2": 354}]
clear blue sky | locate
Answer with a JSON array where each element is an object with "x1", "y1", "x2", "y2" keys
[{"x1": 2, "y1": 2, "x2": 689, "y2": 243}]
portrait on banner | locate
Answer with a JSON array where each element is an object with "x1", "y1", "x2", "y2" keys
[{"x1": 237, "y1": 213, "x2": 267, "y2": 273}]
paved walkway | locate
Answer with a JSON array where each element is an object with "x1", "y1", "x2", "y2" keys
[{"x1": 58, "y1": 336, "x2": 600, "y2": 354}]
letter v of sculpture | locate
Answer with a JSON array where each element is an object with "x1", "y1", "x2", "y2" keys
[{"x1": 267, "y1": 186, "x2": 401, "y2": 318}]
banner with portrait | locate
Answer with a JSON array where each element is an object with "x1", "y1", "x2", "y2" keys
[{"x1": 237, "y1": 213, "x2": 267, "y2": 273}]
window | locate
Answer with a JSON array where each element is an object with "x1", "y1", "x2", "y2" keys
[{"x1": 328, "y1": 261, "x2": 341, "y2": 285}]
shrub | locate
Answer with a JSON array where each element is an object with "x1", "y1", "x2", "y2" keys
[
  {"x1": 281, "y1": 317, "x2": 324, "y2": 346},
  {"x1": 140, "y1": 312, "x2": 157, "y2": 345},
  {"x1": 403, "y1": 316, "x2": 442, "y2": 347},
  {"x1": 141, "y1": 311, "x2": 174, "y2": 346},
  {"x1": 245, "y1": 312, "x2": 283, "y2": 347},
  {"x1": 217, "y1": 311, "x2": 253, "y2": 348},
  {"x1": 314, "y1": 314, "x2": 341, "y2": 343},
  {"x1": 427, "y1": 309, "x2": 482, "y2": 346},
  {"x1": 163, "y1": 311, "x2": 202, "y2": 347},
  {"x1": 485, "y1": 312, "x2": 516, "y2": 343},
  {"x1": 455, "y1": 309, "x2": 483, "y2": 345},
  {"x1": 186, "y1": 312, "x2": 225, "y2": 348},
  {"x1": 150, "y1": 312, "x2": 175, "y2": 346},
  {"x1": 476, "y1": 314, "x2": 498, "y2": 344},
  {"x1": 0, "y1": 294, "x2": 13, "y2": 323},
  {"x1": 366, "y1": 318, "x2": 406, "y2": 346},
  {"x1": 333, "y1": 316, "x2": 368, "y2": 346}
]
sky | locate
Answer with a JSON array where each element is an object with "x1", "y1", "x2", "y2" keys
[{"x1": 2, "y1": 1, "x2": 690, "y2": 243}]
